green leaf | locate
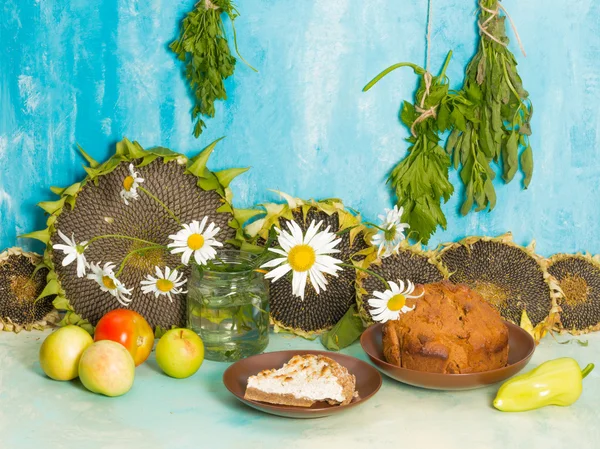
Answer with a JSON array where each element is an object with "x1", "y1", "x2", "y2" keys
[
  {"x1": 117, "y1": 137, "x2": 146, "y2": 159},
  {"x1": 320, "y1": 306, "x2": 364, "y2": 351},
  {"x1": 148, "y1": 146, "x2": 180, "y2": 158},
  {"x1": 214, "y1": 167, "x2": 250, "y2": 188},
  {"x1": 53, "y1": 296, "x2": 73, "y2": 311},
  {"x1": 77, "y1": 144, "x2": 99, "y2": 168},
  {"x1": 400, "y1": 101, "x2": 416, "y2": 127},
  {"x1": 491, "y1": 102, "x2": 502, "y2": 133},
  {"x1": 476, "y1": 55, "x2": 486, "y2": 84},
  {"x1": 137, "y1": 154, "x2": 159, "y2": 167},
  {"x1": 460, "y1": 127, "x2": 471, "y2": 164},
  {"x1": 484, "y1": 178, "x2": 497, "y2": 210},
  {"x1": 186, "y1": 137, "x2": 225, "y2": 177},
  {"x1": 233, "y1": 208, "x2": 263, "y2": 226},
  {"x1": 461, "y1": 181, "x2": 474, "y2": 216},
  {"x1": 445, "y1": 129, "x2": 460, "y2": 156},
  {"x1": 38, "y1": 197, "x2": 66, "y2": 215},
  {"x1": 37, "y1": 279, "x2": 60, "y2": 299},
  {"x1": 503, "y1": 132, "x2": 519, "y2": 182},
  {"x1": 466, "y1": 82, "x2": 482, "y2": 102},
  {"x1": 20, "y1": 229, "x2": 51, "y2": 244},
  {"x1": 437, "y1": 104, "x2": 450, "y2": 132},
  {"x1": 520, "y1": 145, "x2": 534, "y2": 188},
  {"x1": 198, "y1": 173, "x2": 224, "y2": 195},
  {"x1": 450, "y1": 108, "x2": 467, "y2": 132}
]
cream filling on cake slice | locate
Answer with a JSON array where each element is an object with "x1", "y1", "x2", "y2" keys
[{"x1": 246, "y1": 355, "x2": 346, "y2": 403}]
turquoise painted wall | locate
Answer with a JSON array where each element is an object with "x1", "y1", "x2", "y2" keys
[{"x1": 1, "y1": 0, "x2": 599, "y2": 256}]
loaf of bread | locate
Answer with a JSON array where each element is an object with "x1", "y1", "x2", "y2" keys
[{"x1": 382, "y1": 281, "x2": 509, "y2": 374}]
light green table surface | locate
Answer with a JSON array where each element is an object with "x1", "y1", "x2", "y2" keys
[{"x1": 0, "y1": 329, "x2": 598, "y2": 449}]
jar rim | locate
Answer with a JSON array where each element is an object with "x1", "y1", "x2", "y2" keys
[{"x1": 193, "y1": 249, "x2": 259, "y2": 274}]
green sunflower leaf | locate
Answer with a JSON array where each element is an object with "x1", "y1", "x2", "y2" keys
[
  {"x1": 37, "y1": 279, "x2": 60, "y2": 300},
  {"x1": 52, "y1": 296, "x2": 74, "y2": 311},
  {"x1": 38, "y1": 198, "x2": 66, "y2": 215},
  {"x1": 137, "y1": 154, "x2": 159, "y2": 167},
  {"x1": 20, "y1": 229, "x2": 51, "y2": 244},
  {"x1": 187, "y1": 137, "x2": 225, "y2": 178},
  {"x1": 77, "y1": 144, "x2": 99, "y2": 168},
  {"x1": 320, "y1": 305, "x2": 364, "y2": 351},
  {"x1": 147, "y1": 146, "x2": 180, "y2": 159},
  {"x1": 215, "y1": 167, "x2": 249, "y2": 188},
  {"x1": 233, "y1": 208, "x2": 263, "y2": 226},
  {"x1": 117, "y1": 137, "x2": 146, "y2": 159}
]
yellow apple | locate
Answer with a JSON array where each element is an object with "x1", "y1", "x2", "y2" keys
[
  {"x1": 39, "y1": 325, "x2": 93, "y2": 381},
  {"x1": 155, "y1": 328, "x2": 204, "y2": 379},
  {"x1": 79, "y1": 340, "x2": 135, "y2": 397}
]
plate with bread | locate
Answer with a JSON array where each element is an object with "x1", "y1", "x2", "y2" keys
[
  {"x1": 223, "y1": 350, "x2": 382, "y2": 418},
  {"x1": 360, "y1": 281, "x2": 536, "y2": 390}
]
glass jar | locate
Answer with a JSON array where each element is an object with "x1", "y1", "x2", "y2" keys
[{"x1": 187, "y1": 250, "x2": 269, "y2": 362}]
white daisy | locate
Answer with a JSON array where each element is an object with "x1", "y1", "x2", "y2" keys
[
  {"x1": 371, "y1": 205, "x2": 410, "y2": 258},
  {"x1": 120, "y1": 163, "x2": 144, "y2": 205},
  {"x1": 260, "y1": 220, "x2": 343, "y2": 300},
  {"x1": 52, "y1": 230, "x2": 89, "y2": 278},
  {"x1": 368, "y1": 280, "x2": 424, "y2": 323},
  {"x1": 167, "y1": 217, "x2": 223, "y2": 265},
  {"x1": 87, "y1": 262, "x2": 133, "y2": 307},
  {"x1": 140, "y1": 266, "x2": 187, "y2": 303}
]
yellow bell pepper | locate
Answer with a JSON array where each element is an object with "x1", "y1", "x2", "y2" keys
[{"x1": 493, "y1": 357, "x2": 594, "y2": 412}]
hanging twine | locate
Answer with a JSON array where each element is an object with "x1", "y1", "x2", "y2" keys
[
  {"x1": 410, "y1": 0, "x2": 437, "y2": 138},
  {"x1": 197, "y1": 0, "x2": 219, "y2": 10},
  {"x1": 478, "y1": 1, "x2": 526, "y2": 57}
]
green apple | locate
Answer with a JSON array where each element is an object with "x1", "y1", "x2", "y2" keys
[
  {"x1": 79, "y1": 340, "x2": 135, "y2": 397},
  {"x1": 155, "y1": 328, "x2": 204, "y2": 379},
  {"x1": 39, "y1": 325, "x2": 93, "y2": 381}
]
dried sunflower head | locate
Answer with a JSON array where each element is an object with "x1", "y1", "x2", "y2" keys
[
  {"x1": 0, "y1": 248, "x2": 59, "y2": 332},
  {"x1": 356, "y1": 242, "x2": 445, "y2": 325},
  {"x1": 23, "y1": 138, "x2": 248, "y2": 331},
  {"x1": 246, "y1": 193, "x2": 370, "y2": 337},
  {"x1": 437, "y1": 234, "x2": 561, "y2": 341},
  {"x1": 547, "y1": 253, "x2": 600, "y2": 334}
]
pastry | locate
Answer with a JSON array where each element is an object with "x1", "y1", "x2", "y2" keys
[
  {"x1": 382, "y1": 281, "x2": 509, "y2": 374},
  {"x1": 244, "y1": 354, "x2": 356, "y2": 407}
]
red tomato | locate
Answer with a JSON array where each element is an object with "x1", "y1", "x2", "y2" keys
[{"x1": 94, "y1": 310, "x2": 154, "y2": 366}]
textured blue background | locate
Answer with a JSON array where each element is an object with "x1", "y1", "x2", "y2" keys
[{"x1": 1, "y1": 0, "x2": 598, "y2": 256}]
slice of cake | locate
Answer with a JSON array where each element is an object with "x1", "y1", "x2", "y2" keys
[{"x1": 244, "y1": 354, "x2": 357, "y2": 407}]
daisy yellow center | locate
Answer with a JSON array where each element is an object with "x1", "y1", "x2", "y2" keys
[
  {"x1": 287, "y1": 245, "x2": 316, "y2": 272},
  {"x1": 102, "y1": 276, "x2": 117, "y2": 290},
  {"x1": 384, "y1": 225, "x2": 397, "y2": 241},
  {"x1": 187, "y1": 234, "x2": 205, "y2": 251},
  {"x1": 387, "y1": 294, "x2": 406, "y2": 311},
  {"x1": 123, "y1": 175, "x2": 135, "y2": 192},
  {"x1": 156, "y1": 279, "x2": 174, "y2": 293}
]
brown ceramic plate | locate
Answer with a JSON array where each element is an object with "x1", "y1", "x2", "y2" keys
[
  {"x1": 223, "y1": 349, "x2": 382, "y2": 418},
  {"x1": 360, "y1": 321, "x2": 535, "y2": 391}
]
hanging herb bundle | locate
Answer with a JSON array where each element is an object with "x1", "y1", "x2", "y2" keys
[
  {"x1": 447, "y1": 0, "x2": 532, "y2": 215},
  {"x1": 170, "y1": 0, "x2": 256, "y2": 137},
  {"x1": 363, "y1": 52, "x2": 454, "y2": 244}
]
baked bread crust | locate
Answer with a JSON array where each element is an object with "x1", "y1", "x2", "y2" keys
[
  {"x1": 244, "y1": 354, "x2": 356, "y2": 407},
  {"x1": 382, "y1": 281, "x2": 509, "y2": 374}
]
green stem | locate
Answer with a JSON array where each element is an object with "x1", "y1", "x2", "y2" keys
[
  {"x1": 86, "y1": 234, "x2": 158, "y2": 247},
  {"x1": 582, "y1": 363, "x2": 595, "y2": 379},
  {"x1": 501, "y1": 54, "x2": 522, "y2": 101},
  {"x1": 340, "y1": 263, "x2": 390, "y2": 289},
  {"x1": 227, "y1": 12, "x2": 258, "y2": 72},
  {"x1": 363, "y1": 222, "x2": 388, "y2": 233},
  {"x1": 363, "y1": 62, "x2": 426, "y2": 92},
  {"x1": 438, "y1": 50, "x2": 453, "y2": 79},
  {"x1": 138, "y1": 186, "x2": 182, "y2": 226},
  {"x1": 116, "y1": 245, "x2": 165, "y2": 277}
]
